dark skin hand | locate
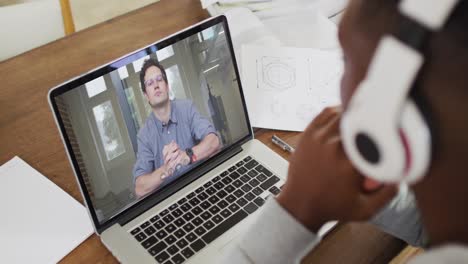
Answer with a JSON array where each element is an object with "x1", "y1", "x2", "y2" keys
[{"x1": 277, "y1": 106, "x2": 398, "y2": 233}]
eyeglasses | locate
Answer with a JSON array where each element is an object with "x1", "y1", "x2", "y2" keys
[{"x1": 144, "y1": 74, "x2": 164, "y2": 87}]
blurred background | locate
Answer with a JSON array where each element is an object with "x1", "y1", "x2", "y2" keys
[{"x1": 0, "y1": 0, "x2": 161, "y2": 61}]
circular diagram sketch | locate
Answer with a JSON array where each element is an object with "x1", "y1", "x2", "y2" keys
[{"x1": 257, "y1": 57, "x2": 296, "y2": 91}]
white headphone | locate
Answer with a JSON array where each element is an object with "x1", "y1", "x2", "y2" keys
[{"x1": 341, "y1": 0, "x2": 460, "y2": 184}]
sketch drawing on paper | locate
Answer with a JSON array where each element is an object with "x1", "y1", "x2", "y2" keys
[
  {"x1": 257, "y1": 56, "x2": 296, "y2": 91},
  {"x1": 307, "y1": 57, "x2": 342, "y2": 93},
  {"x1": 270, "y1": 100, "x2": 288, "y2": 118}
]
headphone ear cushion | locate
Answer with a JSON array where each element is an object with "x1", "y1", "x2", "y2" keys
[
  {"x1": 340, "y1": 98, "x2": 431, "y2": 184},
  {"x1": 341, "y1": 104, "x2": 407, "y2": 183},
  {"x1": 399, "y1": 99, "x2": 432, "y2": 183}
]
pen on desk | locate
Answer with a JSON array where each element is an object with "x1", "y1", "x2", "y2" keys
[{"x1": 272, "y1": 134, "x2": 295, "y2": 153}]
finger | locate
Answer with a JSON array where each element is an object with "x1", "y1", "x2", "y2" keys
[
  {"x1": 357, "y1": 185, "x2": 398, "y2": 217},
  {"x1": 162, "y1": 145, "x2": 168, "y2": 157},
  {"x1": 173, "y1": 145, "x2": 179, "y2": 154},
  {"x1": 164, "y1": 153, "x2": 172, "y2": 165},
  {"x1": 165, "y1": 150, "x2": 180, "y2": 164},
  {"x1": 319, "y1": 113, "x2": 341, "y2": 139},
  {"x1": 167, "y1": 142, "x2": 175, "y2": 152},
  {"x1": 167, "y1": 160, "x2": 181, "y2": 174},
  {"x1": 170, "y1": 142, "x2": 179, "y2": 153},
  {"x1": 163, "y1": 143, "x2": 175, "y2": 159},
  {"x1": 173, "y1": 153, "x2": 184, "y2": 167},
  {"x1": 164, "y1": 144, "x2": 178, "y2": 161},
  {"x1": 161, "y1": 164, "x2": 171, "y2": 179},
  {"x1": 312, "y1": 106, "x2": 338, "y2": 125},
  {"x1": 312, "y1": 106, "x2": 342, "y2": 128},
  {"x1": 168, "y1": 154, "x2": 180, "y2": 170},
  {"x1": 171, "y1": 150, "x2": 180, "y2": 162},
  {"x1": 164, "y1": 150, "x2": 171, "y2": 163},
  {"x1": 171, "y1": 141, "x2": 180, "y2": 151},
  {"x1": 167, "y1": 167, "x2": 174, "y2": 176},
  {"x1": 172, "y1": 141, "x2": 179, "y2": 148},
  {"x1": 169, "y1": 152, "x2": 183, "y2": 169}
]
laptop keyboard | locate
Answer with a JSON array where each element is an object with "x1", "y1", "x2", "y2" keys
[{"x1": 129, "y1": 156, "x2": 284, "y2": 264}]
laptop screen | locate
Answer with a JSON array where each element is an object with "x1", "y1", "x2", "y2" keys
[{"x1": 49, "y1": 16, "x2": 251, "y2": 229}]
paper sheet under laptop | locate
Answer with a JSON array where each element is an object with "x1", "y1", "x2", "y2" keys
[
  {"x1": 0, "y1": 157, "x2": 93, "y2": 263},
  {"x1": 242, "y1": 45, "x2": 343, "y2": 131}
]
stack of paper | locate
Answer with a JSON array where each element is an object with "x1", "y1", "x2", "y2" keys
[{"x1": 0, "y1": 157, "x2": 93, "y2": 263}]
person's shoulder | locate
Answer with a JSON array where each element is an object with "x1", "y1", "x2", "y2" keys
[
  {"x1": 172, "y1": 99, "x2": 197, "y2": 115},
  {"x1": 172, "y1": 99, "x2": 194, "y2": 109},
  {"x1": 138, "y1": 114, "x2": 155, "y2": 138}
]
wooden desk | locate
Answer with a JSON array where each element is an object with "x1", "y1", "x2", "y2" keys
[{"x1": 0, "y1": 0, "x2": 406, "y2": 262}]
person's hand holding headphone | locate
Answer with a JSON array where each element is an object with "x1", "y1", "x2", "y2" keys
[
  {"x1": 278, "y1": 0, "x2": 461, "y2": 232},
  {"x1": 277, "y1": 106, "x2": 397, "y2": 232}
]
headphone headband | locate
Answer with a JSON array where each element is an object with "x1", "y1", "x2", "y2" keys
[{"x1": 400, "y1": 0, "x2": 460, "y2": 30}]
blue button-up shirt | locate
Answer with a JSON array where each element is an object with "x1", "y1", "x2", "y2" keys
[{"x1": 133, "y1": 99, "x2": 218, "y2": 187}]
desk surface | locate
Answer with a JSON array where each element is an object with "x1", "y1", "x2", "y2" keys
[{"x1": 0, "y1": 0, "x2": 406, "y2": 262}]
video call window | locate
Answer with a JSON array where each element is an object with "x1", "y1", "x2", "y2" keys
[{"x1": 55, "y1": 24, "x2": 249, "y2": 224}]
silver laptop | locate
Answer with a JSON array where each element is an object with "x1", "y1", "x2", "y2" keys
[{"x1": 48, "y1": 15, "x2": 288, "y2": 263}]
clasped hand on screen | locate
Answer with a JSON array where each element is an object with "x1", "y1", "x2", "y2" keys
[
  {"x1": 277, "y1": 106, "x2": 398, "y2": 232},
  {"x1": 161, "y1": 141, "x2": 190, "y2": 180}
]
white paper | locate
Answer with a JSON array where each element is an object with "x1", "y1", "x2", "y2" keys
[
  {"x1": 242, "y1": 45, "x2": 343, "y2": 131},
  {"x1": 0, "y1": 0, "x2": 65, "y2": 61},
  {"x1": 316, "y1": 0, "x2": 349, "y2": 17},
  {"x1": 254, "y1": 0, "x2": 316, "y2": 19},
  {"x1": 201, "y1": 0, "x2": 220, "y2": 9},
  {"x1": 219, "y1": 0, "x2": 272, "y2": 3},
  {"x1": 0, "y1": 157, "x2": 94, "y2": 264},
  {"x1": 224, "y1": 8, "x2": 281, "y2": 71},
  {"x1": 262, "y1": 10, "x2": 340, "y2": 49}
]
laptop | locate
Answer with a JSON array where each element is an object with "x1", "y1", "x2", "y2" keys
[{"x1": 48, "y1": 15, "x2": 288, "y2": 263}]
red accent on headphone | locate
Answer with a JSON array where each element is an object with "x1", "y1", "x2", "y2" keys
[{"x1": 399, "y1": 129, "x2": 412, "y2": 176}]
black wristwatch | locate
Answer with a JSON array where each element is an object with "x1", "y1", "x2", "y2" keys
[{"x1": 186, "y1": 148, "x2": 195, "y2": 164}]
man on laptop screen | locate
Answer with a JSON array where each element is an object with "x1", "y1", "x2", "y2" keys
[
  {"x1": 49, "y1": 16, "x2": 283, "y2": 263},
  {"x1": 133, "y1": 59, "x2": 221, "y2": 198},
  {"x1": 50, "y1": 19, "x2": 252, "y2": 227}
]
